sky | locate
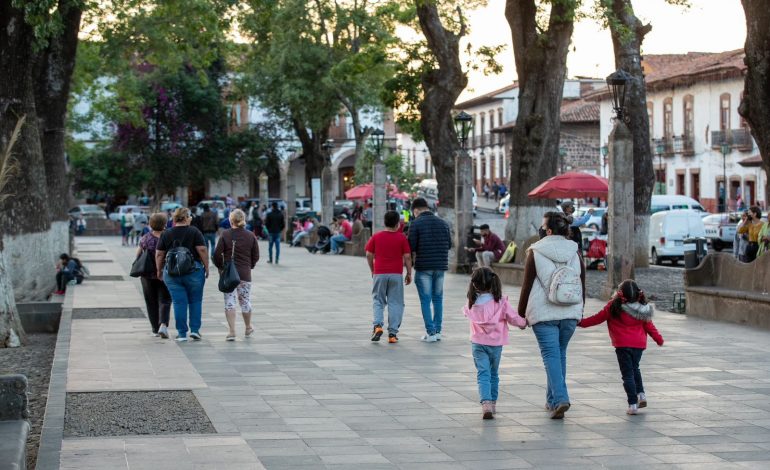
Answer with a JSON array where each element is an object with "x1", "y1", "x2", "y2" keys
[{"x1": 459, "y1": 0, "x2": 747, "y2": 100}]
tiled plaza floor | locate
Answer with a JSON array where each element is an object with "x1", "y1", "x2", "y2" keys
[{"x1": 57, "y1": 236, "x2": 770, "y2": 469}]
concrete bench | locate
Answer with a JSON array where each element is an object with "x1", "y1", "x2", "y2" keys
[
  {"x1": 0, "y1": 374, "x2": 30, "y2": 470},
  {"x1": 685, "y1": 253, "x2": 770, "y2": 329},
  {"x1": 491, "y1": 235, "x2": 539, "y2": 286},
  {"x1": 343, "y1": 221, "x2": 370, "y2": 257}
]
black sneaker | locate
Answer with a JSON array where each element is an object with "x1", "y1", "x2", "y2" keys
[{"x1": 371, "y1": 325, "x2": 383, "y2": 341}]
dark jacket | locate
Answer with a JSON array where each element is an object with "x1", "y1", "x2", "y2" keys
[
  {"x1": 408, "y1": 211, "x2": 452, "y2": 271},
  {"x1": 213, "y1": 228, "x2": 259, "y2": 282},
  {"x1": 265, "y1": 210, "x2": 285, "y2": 234},
  {"x1": 201, "y1": 211, "x2": 218, "y2": 233}
]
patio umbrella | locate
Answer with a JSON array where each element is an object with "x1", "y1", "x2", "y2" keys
[
  {"x1": 345, "y1": 183, "x2": 373, "y2": 200},
  {"x1": 390, "y1": 191, "x2": 410, "y2": 200},
  {"x1": 528, "y1": 172, "x2": 609, "y2": 199}
]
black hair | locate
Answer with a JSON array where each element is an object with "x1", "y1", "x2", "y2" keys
[
  {"x1": 411, "y1": 197, "x2": 429, "y2": 209},
  {"x1": 467, "y1": 267, "x2": 503, "y2": 309},
  {"x1": 271, "y1": 202, "x2": 279, "y2": 210},
  {"x1": 384, "y1": 210, "x2": 400, "y2": 228},
  {"x1": 749, "y1": 205, "x2": 762, "y2": 219},
  {"x1": 59, "y1": 253, "x2": 70, "y2": 261},
  {"x1": 543, "y1": 211, "x2": 570, "y2": 237},
  {"x1": 479, "y1": 224, "x2": 490, "y2": 231},
  {"x1": 610, "y1": 279, "x2": 646, "y2": 317}
]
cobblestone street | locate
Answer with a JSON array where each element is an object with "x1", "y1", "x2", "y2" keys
[{"x1": 50, "y1": 236, "x2": 770, "y2": 469}]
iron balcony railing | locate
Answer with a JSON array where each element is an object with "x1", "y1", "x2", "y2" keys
[
  {"x1": 711, "y1": 128, "x2": 754, "y2": 151},
  {"x1": 651, "y1": 135, "x2": 695, "y2": 157}
]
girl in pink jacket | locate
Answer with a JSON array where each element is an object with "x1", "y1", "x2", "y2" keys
[{"x1": 463, "y1": 267, "x2": 527, "y2": 419}]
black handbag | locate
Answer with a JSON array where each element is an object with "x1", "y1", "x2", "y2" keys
[
  {"x1": 218, "y1": 235, "x2": 241, "y2": 293},
  {"x1": 130, "y1": 249, "x2": 156, "y2": 278}
]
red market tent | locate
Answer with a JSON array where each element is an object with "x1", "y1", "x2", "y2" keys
[
  {"x1": 345, "y1": 183, "x2": 399, "y2": 200},
  {"x1": 528, "y1": 172, "x2": 609, "y2": 199}
]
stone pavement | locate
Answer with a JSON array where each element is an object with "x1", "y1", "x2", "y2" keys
[{"x1": 54, "y1": 236, "x2": 770, "y2": 469}]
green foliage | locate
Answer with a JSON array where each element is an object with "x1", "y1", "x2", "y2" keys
[
  {"x1": 352, "y1": 143, "x2": 420, "y2": 189},
  {"x1": 68, "y1": 140, "x2": 148, "y2": 198}
]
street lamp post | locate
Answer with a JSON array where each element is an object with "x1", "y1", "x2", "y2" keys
[
  {"x1": 370, "y1": 129, "x2": 386, "y2": 234},
  {"x1": 720, "y1": 141, "x2": 730, "y2": 212},
  {"x1": 604, "y1": 69, "x2": 635, "y2": 294},
  {"x1": 453, "y1": 111, "x2": 474, "y2": 273},
  {"x1": 320, "y1": 140, "x2": 334, "y2": 226},
  {"x1": 655, "y1": 141, "x2": 665, "y2": 195}
]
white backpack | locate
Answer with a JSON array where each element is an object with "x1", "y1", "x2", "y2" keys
[{"x1": 539, "y1": 256, "x2": 582, "y2": 306}]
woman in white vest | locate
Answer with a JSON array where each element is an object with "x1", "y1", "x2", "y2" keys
[{"x1": 517, "y1": 211, "x2": 585, "y2": 419}]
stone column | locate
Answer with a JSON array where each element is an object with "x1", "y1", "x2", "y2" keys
[
  {"x1": 372, "y1": 160, "x2": 387, "y2": 234},
  {"x1": 605, "y1": 121, "x2": 635, "y2": 297},
  {"x1": 259, "y1": 172, "x2": 269, "y2": 207},
  {"x1": 321, "y1": 165, "x2": 334, "y2": 226},
  {"x1": 452, "y1": 150, "x2": 474, "y2": 273}
]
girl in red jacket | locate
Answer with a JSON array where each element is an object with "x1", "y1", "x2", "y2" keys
[{"x1": 579, "y1": 279, "x2": 664, "y2": 415}]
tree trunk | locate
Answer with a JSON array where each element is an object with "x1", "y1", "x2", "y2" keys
[
  {"x1": 504, "y1": 0, "x2": 575, "y2": 246},
  {"x1": 34, "y1": 1, "x2": 82, "y2": 223},
  {"x1": 606, "y1": 0, "x2": 654, "y2": 268},
  {"x1": 292, "y1": 117, "x2": 330, "y2": 194},
  {"x1": 415, "y1": 1, "x2": 468, "y2": 209},
  {"x1": 740, "y1": 0, "x2": 770, "y2": 206},
  {"x1": 0, "y1": 240, "x2": 24, "y2": 348}
]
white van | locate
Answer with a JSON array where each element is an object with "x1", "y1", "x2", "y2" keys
[
  {"x1": 649, "y1": 210, "x2": 706, "y2": 265},
  {"x1": 416, "y1": 178, "x2": 477, "y2": 215},
  {"x1": 651, "y1": 195, "x2": 708, "y2": 214}
]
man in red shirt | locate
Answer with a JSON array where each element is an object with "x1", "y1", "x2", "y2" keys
[
  {"x1": 365, "y1": 211, "x2": 413, "y2": 343},
  {"x1": 330, "y1": 215, "x2": 354, "y2": 254},
  {"x1": 465, "y1": 224, "x2": 506, "y2": 267}
]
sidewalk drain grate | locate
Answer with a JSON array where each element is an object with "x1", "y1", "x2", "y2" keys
[
  {"x1": 64, "y1": 391, "x2": 215, "y2": 437},
  {"x1": 72, "y1": 308, "x2": 144, "y2": 319},
  {"x1": 86, "y1": 275, "x2": 125, "y2": 281}
]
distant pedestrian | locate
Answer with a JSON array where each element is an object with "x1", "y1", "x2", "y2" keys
[
  {"x1": 491, "y1": 181, "x2": 499, "y2": 202},
  {"x1": 483, "y1": 183, "x2": 490, "y2": 202},
  {"x1": 265, "y1": 202, "x2": 285, "y2": 263},
  {"x1": 464, "y1": 267, "x2": 526, "y2": 419},
  {"x1": 213, "y1": 209, "x2": 259, "y2": 341},
  {"x1": 498, "y1": 183, "x2": 507, "y2": 199},
  {"x1": 132, "y1": 211, "x2": 148, "y2": 245},
  {"x1": 366, "y1": 210, "x2": 412, "y2": 344},
  {"x1": 137, "y1": 213, "x2": 172, "y2": 339},
  {"x1": 155, "y1": 208, "x2": 209, "y2": 342},
  {"x1": 735, "y1": 211, "x2": 749, "y2": 261},
  {"x1": 738, "y1": 206, "x2": 765, "y2": 262},
  {"x1": 121, "y1": 208, "x2": 135, "y2": 246},
  {"x1": 200, "y1": 204, "x2": 218, "y2": 254},
  {"x1": 408, "y1": 197, "x2": 452, "y2": 342},
  {"x1": 54, "y1": 253, "x2": 85, "y2": 295},
  {"x1": 579, "y1": 279, "x2": 664, "y2": 415},
  {"x1": 518, "y1": 211, "x2": 585, "y2": 419}
]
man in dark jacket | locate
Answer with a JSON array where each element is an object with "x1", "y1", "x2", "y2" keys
[
  {"x1": 200, "y1": 204, "x2": 219, "y2": 254},
  {"x1": 407, "y1": 197, "x2": 452, "y2": 342},
  {"x1": 265, "y1": 202, "x2": 286, "y2": 264}
]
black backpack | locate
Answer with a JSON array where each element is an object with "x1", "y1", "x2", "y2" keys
[{"x1": 165, "y1": 237, "x2": 196, "y2": 277}]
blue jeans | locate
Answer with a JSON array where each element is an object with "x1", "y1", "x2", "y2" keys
[
  {"x1": 414, "y1": 270, "x2": 444, "y2": 335},
  {"x1": 616, "y1": 347, "x2": 645, "y2": 405},
  {"x1": 372, "y1": 274, "x2": 404, "y2": 334},
  {"x1": 268, "y1": 232, "x2": 281, "y2": 261},
  {"x1": 163, "y1": 262, "x2": 205, "y2": 338},
  {"x1": 531, "y1": 319, "x2": 577, "y2": 407},
  {"x1": 330, "y1": 234, "x2": 349, "y2": 253},
  {"x1": 203, "y1": 232, "x2": 216, "y2": 255},
  {"x1": 472, "y1": 343, "x2": 502, "y2": 402}
]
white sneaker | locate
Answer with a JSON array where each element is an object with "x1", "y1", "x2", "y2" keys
[
  {"x1": 420, "y1": 334, "x2": 438, "y2": 343},
  {"x1": 176, "y1": 336, "x2": 188, "y2": 342},
  {"x1": 189, "y1": 332, "x2": 202, "y2": 341},
  {"x1": 158, "y1": 325, "x2": 169, "y2": 339},
  {"x1": 434, "y1": 333, "x2": 442, "y2": 341},
  {"x1": 638, "y1": 393, "x2": 647, "y2": 408},
  {"x1": 627, "y1": 404, "x2": 639, "y2": 415}
]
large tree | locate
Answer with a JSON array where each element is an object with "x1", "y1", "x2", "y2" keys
[
  {"x1": 600, "y1": 0, "x2": 654, "y2": 267},
  {"x1": 504, "y1": 0, "x2": 578, "y2": 245},
  {"x1": 739, "y1": 0, "x2": 770, "y2": 205}
]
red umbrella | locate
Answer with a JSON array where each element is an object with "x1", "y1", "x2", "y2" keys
[
  {"x1": 390, "y1": 191, "x2": 410, "y2": 200},
  {"x1": 528, "y1": 172, "x2": 608, "y2": 199},
  {"x1": 345, "y1": 183, "x2": 373, "y2": 200}
]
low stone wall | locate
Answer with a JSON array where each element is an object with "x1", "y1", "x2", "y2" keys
[
  {"x1": 491, "y1": 235, "x2": 538, "y2": 286},
  {"x1": 77, "y1": 219, "x2": 119, "y2": 236},
  {"x1": 685, "y1": 253, "x2": 770, "y2": 329}
]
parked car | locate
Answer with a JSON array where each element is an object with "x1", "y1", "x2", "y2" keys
[
  {"x1": 68, "y1": 204, "x2": 106, "y2": 220},
  {"x1": 651, "y1": 195, "x2": 708, "y2": 214},
  {"x1": 295, "y1": 197, "x2": 312, "y2": 214},
  {"x1": 195, "y1": 200, "x2": 226, "y2": 220},
  {"x1": 702, "y1": 213, "x2": 740, "y2": 251},
  {"x1": 333, "y1": 199, "x2": 355, "y2": 217},
  {"x1": 649, "y1": 210, "x2": 707, "y2": 265},
  {"x1": 498, "y1": 194, "x2": 509, "y2": 214},
  {"x1": 109, "y1": 205, "x2": 146, "y2": 222},
  {"x1": 268, "y1": 198, "x2": 288, "y2": 211},
  {"x1": 574, "y1": 207, "x2": 607, "y2": 230},
  {"x1": 160, "y1": 201, "x2": 182, "y2": 212}
]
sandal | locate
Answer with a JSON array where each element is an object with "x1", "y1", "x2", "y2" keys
[
  {"x1": 226, "y1": 334, "x2": 236, "y2": 342},
  {"x1": 245, "y1": 327, "x2": 254, "y2": 337}
]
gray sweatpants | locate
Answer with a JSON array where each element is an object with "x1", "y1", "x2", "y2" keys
[{"x1": 372, "y1": 274, "x2": 405, "y2": 334}]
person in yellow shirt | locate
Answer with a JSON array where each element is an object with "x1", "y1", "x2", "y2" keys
[{"x1": 738, "y1": 206, "x2": 765, "y2": 262}]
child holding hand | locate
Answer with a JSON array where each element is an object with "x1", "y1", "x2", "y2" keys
[
  {"x1": 463, "y1": 267, "x2": 527, "y2": 420},
  {"x1": 579, "y1": 279, "x2": 664, "y2": 415}
]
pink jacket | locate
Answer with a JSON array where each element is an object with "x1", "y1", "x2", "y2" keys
[{"x1": 463, "y1": 295, "x2": 526, "y2": 346}]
